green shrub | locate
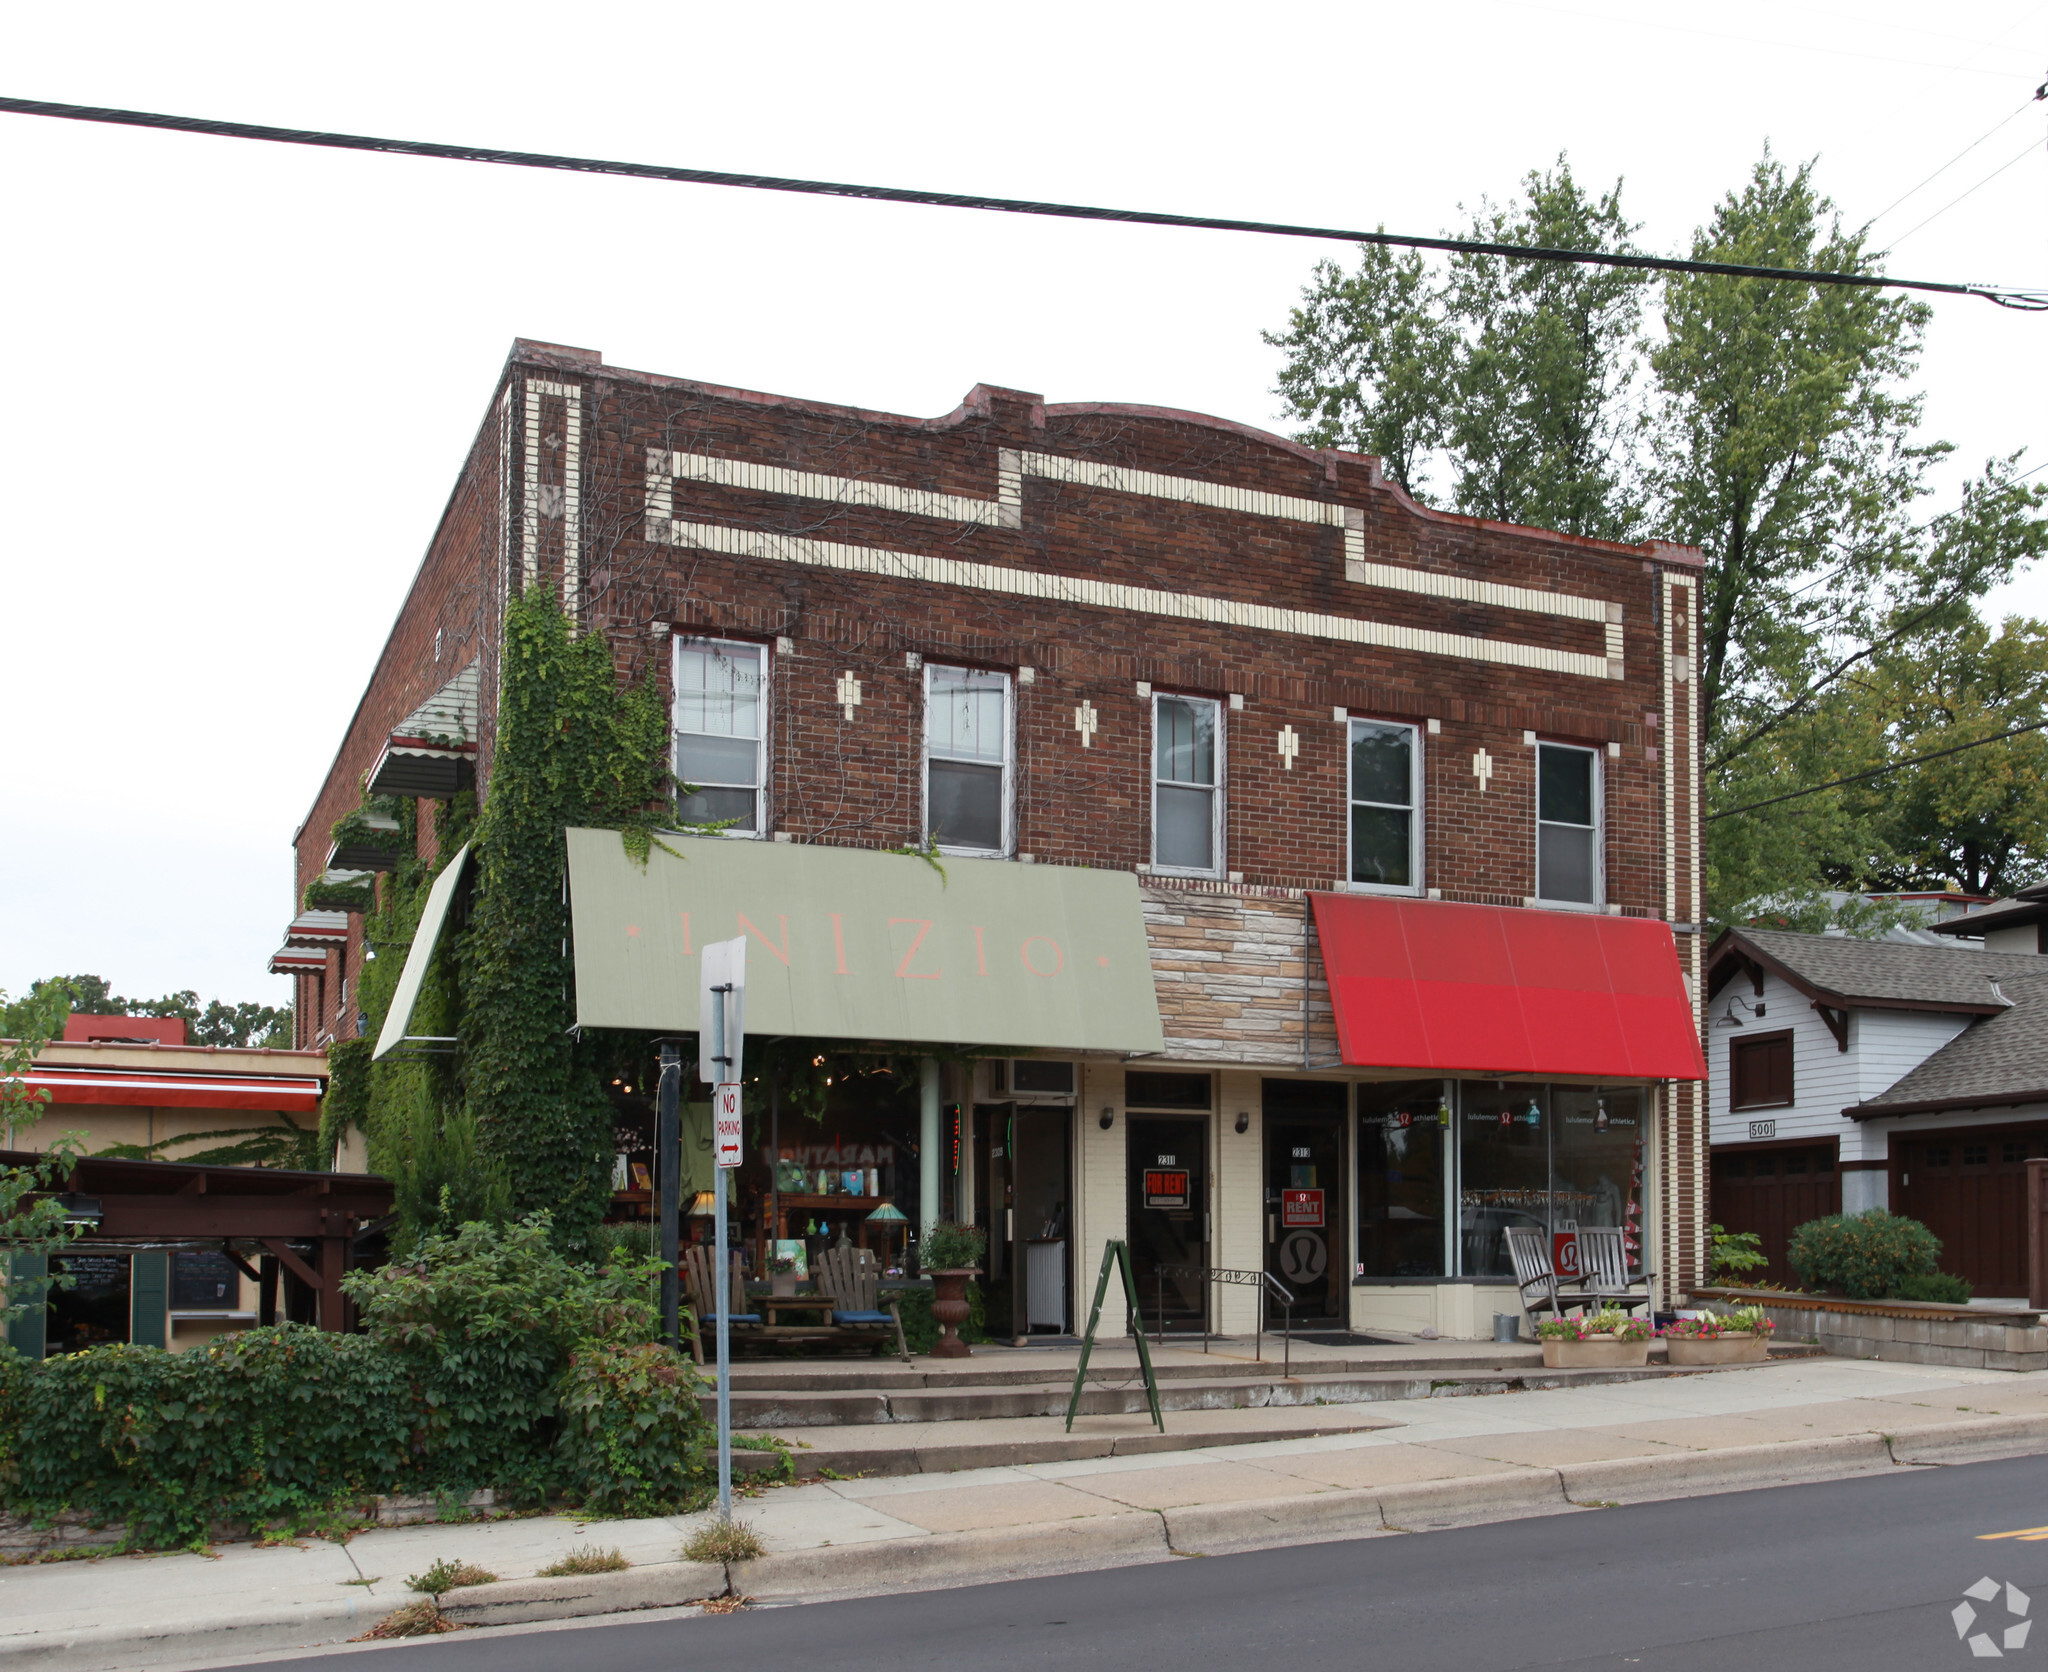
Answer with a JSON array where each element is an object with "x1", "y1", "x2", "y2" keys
[
  {"x1": 1786, "y1": 1210, "x2": 1941, "y2": 1300},
  {"x1": 552, "y1": 1342, "x2": 712, "y2": 1516},
  {"x1": 342, "y1": 1215, "x2": 662, "y2": 1495},
  {"x1": 0, "y1": 1328, "x2": 414, "y2": 1548},
  {"x1": 1893, "y1": 1270, "x2": 1974, "y2": 1304},
  {"x1": 917, "y1": 1221, "x2": 987, "y2": 1272},
  {"x1": 1708, "y1": 1224, "x2": 1767, "y2": 1285},
  {"x1": 0, "y1": 1215, "x2": 710, "y2": 1548}
]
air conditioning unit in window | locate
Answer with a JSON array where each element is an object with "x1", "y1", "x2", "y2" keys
[{"x1": 988, "y1": 1059, "x2": 1076, "y2": 1100}]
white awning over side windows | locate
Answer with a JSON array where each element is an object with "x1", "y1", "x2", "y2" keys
[{"x1": 372, "y1": 844, "x2": 472, "y2": 1061}]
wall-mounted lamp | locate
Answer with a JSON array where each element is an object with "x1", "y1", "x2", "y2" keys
[
  {"x1": 1713, "y1": 994, "x2": 1764, "y2": 1030},
  {"x1": 1099, "y1": 1107, "x2": 1115, "y2": 1130},
  {"x1": 1234, "y1": 1111, "x2": 1250, "y2": 1134}
]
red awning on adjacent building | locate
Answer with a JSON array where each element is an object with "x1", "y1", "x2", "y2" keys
[
  {"x1": 1309, "y1": 893, "x2": 1706, "y2": 1081},
  {"x1": 16, "y1": 1065, "x2": 326, "y2": 1115}
]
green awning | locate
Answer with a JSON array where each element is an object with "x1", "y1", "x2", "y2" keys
[
  {"x1": 371, "y1": 843, "x2": 471, "y2": 1062},
  {"x1": 564, "y1": 829, "x2": 1164, "y2": 1054}
]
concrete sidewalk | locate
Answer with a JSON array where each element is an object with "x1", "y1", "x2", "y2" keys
[{"x1": 9, "y1": 1355, "x2": 2048, "y2": 1671}]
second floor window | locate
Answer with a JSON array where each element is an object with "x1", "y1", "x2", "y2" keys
[
  {"x1": 674, "y1": 638, "x2": 766, "y2": 834},
  {"x1": 925, "y1": 665, "x2": 1010, "y2": 854},
  {"x1": 1153, "y1": 694, "x2": 1221, "y2": 874},
  {"x1": 1350, "y1": 720, "x2": 1419, "y2": 891},
  {"x1": 1536, "y1": 741, "x2": 1600, "y2": 906}
]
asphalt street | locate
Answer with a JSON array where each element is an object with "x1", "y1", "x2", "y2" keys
[{"x1": 236, "y1": 1456, "x2": 2048, "y2": 1671}]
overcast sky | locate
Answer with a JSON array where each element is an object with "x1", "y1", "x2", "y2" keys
[{"x1": 4, "y1": 0, "x2": 2044, "y2": 1012}]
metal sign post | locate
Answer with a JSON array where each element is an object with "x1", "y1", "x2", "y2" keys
[
  {"x1": 699, "y1": 937, "x2": 746, "y2": 1519},
  {"x1": 657, "y1": 1041, "x2": 682, "y2": 1351}
]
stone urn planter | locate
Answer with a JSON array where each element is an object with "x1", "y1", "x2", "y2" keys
[
  {"x1": 1664, "y1": 1333, "x2": 1769, "y2": 1366},
  {"x1": 1541, "y1": 1332, "x2": 1650, "y2": 1369},
  {"x1": 929, "y1": 1269, "x2": 980, "y2": 1359}
]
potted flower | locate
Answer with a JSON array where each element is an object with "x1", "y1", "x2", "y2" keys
[
  {"x1": 766, "y1": 1250, "x2": 801, "y2": 1298},
  {"x1": 917, "y1": 1221, "x2": 987, "y2": 1360},
  {"x1": 1662, "y1": 1306, "x2": 1773, "y2": 1365},
  {"x1": 1535, "y1": 1308, "x2": 1653, "y2": 1368}
]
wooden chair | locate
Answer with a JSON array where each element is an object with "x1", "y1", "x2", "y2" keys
[
  {"x1": 1574, "y1": 1226, "x2": 1656, "y2": 1321},
  {"x1": 682, "y1": 1246, "x2": 761, "y2": 1359},
  {"x1": 1504, "y1": 1224, "x2": 1591, "y2": 1323},
  {"x1": 814, "y1": 1244, "x2": 912, "y2": 1363}
]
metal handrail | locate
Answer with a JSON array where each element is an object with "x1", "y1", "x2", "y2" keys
[{"x1": 1154, "y1": 1264, "x2": 1298, "y2": 1373}]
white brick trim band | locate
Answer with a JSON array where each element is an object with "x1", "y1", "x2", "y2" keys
[
  {"x1": 663, "y1": 520, "x2": 1617, "y2": 680},
  {"x1": 652, "y1": 448, "x2": 1620, "y2": 629}
]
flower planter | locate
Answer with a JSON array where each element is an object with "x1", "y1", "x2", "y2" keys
[
  {"x1": 1541, "y1": 1333, "x2": 1650, "y2": 1369},
  {"x1": 770, "y1": 1272, "x2": 798, "y2": 1298},
  {"x1": 929, "y1": 1268, "x2": 979, "y2": 1359},
  {"x1": 1664, "y1": 1333, "x2": 1769, "y2": 1366}
]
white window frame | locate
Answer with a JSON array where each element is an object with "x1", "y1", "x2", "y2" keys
[
  {"x1": 922, "y1": 663, "x2": 1014, "y2": 859},
  {"x1": 1150, "y1": 692, "x2": 1226, "y2": 878},
  {"x1": 1534, "y1": 740, "x2": 1604, "y2": 910},
  {"x1": 671, "y1": 635, "x2": 769, "y2": 838},
  {"x1": 1344, "y1": 717, "x2": 1424, "y2": 896}
]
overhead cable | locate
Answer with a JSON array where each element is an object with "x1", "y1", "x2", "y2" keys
[
  {"x1": 2, "y1": 94, "x2": 2046, "y2": 311},
  {"x1": 1707, "y1": 717, "x2": 2048, "y2": 821},
  {"x1": 1867, "y1": 92, "x2": 2040, "y2": 227},
  {"x1": 1887, "y1": 131, "x2": 2047, "y2": 248}
]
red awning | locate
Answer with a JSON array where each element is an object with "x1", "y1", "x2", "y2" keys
[
  {"x1": 12, "y1": 1065, "x2": 325, "y2": 1115},
  {"x1": 1309, "y1": 894, "x2": 1706, "y2": 1081}
]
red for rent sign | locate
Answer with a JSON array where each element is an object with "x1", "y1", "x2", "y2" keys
[{"x1": 1282, "y1": 1189, "x2": 1324, "y2": 1228}]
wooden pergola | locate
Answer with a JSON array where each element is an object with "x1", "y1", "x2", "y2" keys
[{"x1": 1, "y1": 1150, "x2": 394, "y2": 1343}]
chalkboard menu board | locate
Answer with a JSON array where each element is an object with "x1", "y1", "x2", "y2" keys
[
  {"x1": 173, "y1": 1250, "x2": 241, "y2": 1311},
  {"x1": 47, "y1": 1253, "x2": 129, "y2": 1353}
]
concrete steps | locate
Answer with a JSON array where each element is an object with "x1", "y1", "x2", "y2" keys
[{"x1": 715, "y1": 1340, "x2": 1824, "y2": 1475}]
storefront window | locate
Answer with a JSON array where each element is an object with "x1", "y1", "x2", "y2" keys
[
  {"x1": 1456, "y1": 1083, "x2": 1550, "y2": 1278},
  {"x1": 1356, "y1": 1081, "x2": 1446, "y2": 1278},
  {"x1": 1552, "y1": 1087, "x2": 1646, "y2": 1269}
]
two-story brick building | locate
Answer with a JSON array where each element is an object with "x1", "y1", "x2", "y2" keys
[{"x1": 283, "y1": 339, "x2": 1707, "y2": 1339}]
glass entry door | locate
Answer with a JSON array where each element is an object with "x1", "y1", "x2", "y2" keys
[
  {"x1": 1126, "y1": 1116, "x2": 1208, "y2": 1331},
  {"x1": 1264, "y1": 1080, "x2": 1348, "y2": 1321}
]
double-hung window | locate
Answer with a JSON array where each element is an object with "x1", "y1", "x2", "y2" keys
[
  {"x1": 1535, "y1": 742, "x2": 1601, "y2": 906},
  {"x1": 674, "y1": 638, "x2": 767, "y2": 835},
  {"x1": 925, "y1": 665, "x2": 1011, "y2": 855},
  {"x1": 1152, "y1": 694, "x2": 1222, "y2": 874},
  {"x1": 1349, "y1": 719, "x2": 1421, "y2": 891}
]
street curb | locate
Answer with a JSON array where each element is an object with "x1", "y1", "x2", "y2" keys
[
  {"x1": 1559, "y1": 1434, "x2": 1894, "y2": 1503},
  {"x1": 1886, "y1": 1413, "x2": 2048, "y2": 1465},
  {"x1": 437, "y1": 1561, "x2": 727, "y2": 1626},
  {"x1": 1163, "y1": 1488, "x2": 1391, "y2": 1552},
  {"x1": 730, "y1": 1511, "x2": 1172, "y2": 1599},
  {"x1": 0, "y1": 1599, "x2": 374, "y2": 1672}
]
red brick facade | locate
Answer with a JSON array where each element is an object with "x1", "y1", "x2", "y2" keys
[{"x1": 288, "y1": 339, "x2": 1707, "y2": 1307}]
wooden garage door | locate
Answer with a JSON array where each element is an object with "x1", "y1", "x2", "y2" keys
[
  {"x1": 1710, "y1": 1146, "x2": 1840, "y2": 1286},
  {"x1": 1897, "y1": 1129, "x2": 2048, "y2": 1298}
]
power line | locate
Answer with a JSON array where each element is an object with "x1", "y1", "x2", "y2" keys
[
  {"x1": 1889, "y1": 130, "x2": 2047, "y2": 248},
  {"x1": 1708, "y1": 717, "x2": 2048, "y2": 821},
  {"x1": 3, "y1": 94, "x2": 2046, "y2": 311},
  {"x1": 1867, "y1": 92, "x2": 2040, "y2": 227}
]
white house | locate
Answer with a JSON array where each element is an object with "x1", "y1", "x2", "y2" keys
[{"x1": 1706, "y1": 923, "x2": 2048, "y2": 1297}]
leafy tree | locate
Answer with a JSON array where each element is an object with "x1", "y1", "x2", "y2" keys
[
  {"x1": 5, "y1": 975, "x2": 290, "y2": 1048},
  {"x1": 1839, "y1": 615, "x2": 2048, "y2": 896},
  {"x1": 1266, "y1": 240, "x2": 1451, "y2": 496},
  {"x1": 1268, "y1": 156, "x2": 1649, "y2": 539},
  {"x1": 1442, "y1": 161, "x2": 1650, "y2": 541}
]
